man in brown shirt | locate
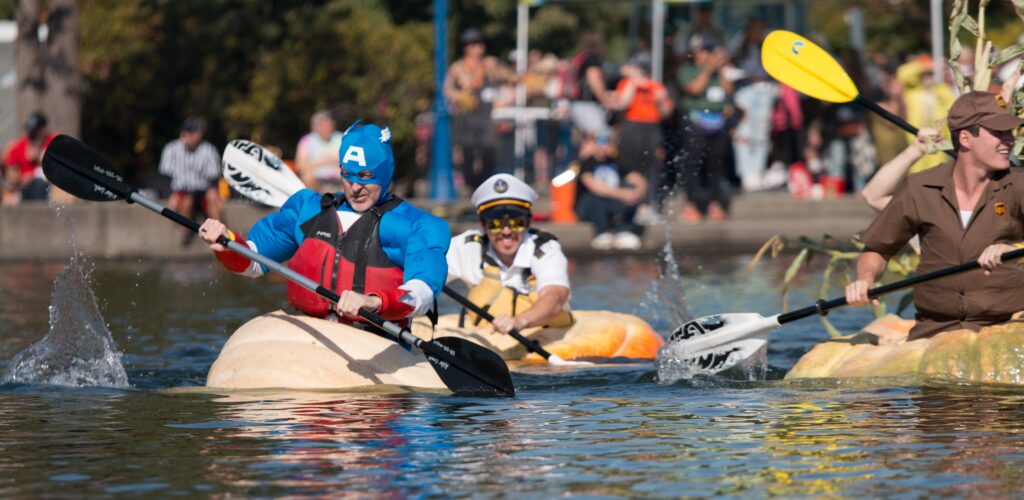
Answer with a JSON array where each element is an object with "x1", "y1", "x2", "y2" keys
[{"x1": 846, "y1": 91, "x2": 1024, "y2": 340}]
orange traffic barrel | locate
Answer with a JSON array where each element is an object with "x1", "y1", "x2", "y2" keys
[{"x1": 550, "y1": 164, "x2": 578, "y2": 223}]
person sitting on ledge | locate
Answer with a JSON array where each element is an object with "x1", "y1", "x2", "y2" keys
[
  {"x1": 446, "y1": 173, "x2": 574, "y2": 334},
  {"x1": 574, "y1": 135, "x2": 647, "y2": 250}
]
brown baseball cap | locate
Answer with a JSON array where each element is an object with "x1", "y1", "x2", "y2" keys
[{"x1": 947, "y1": 91, "x2": 1024, "y2": 131}]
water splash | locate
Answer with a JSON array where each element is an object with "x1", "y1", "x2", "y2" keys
[
  {"x1": 2, "y1": 206, "x2": 129, "y2": 388},
  {"x1": 655, "y1": 341, "x2": 768, "y2": 384},
  {"x1": 631, "y1": 228, "x2": 692, "y2": 331}
]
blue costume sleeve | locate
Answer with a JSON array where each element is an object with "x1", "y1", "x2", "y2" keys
[
  {"x1": 247, "y1": 189, "x2": 318, "y2": 267},
  {"x1": 379, "y1": 203, "x2": 451, "y2": 298}
]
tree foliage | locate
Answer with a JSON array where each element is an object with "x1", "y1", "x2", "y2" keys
[
  {"x1": 807, "y1": 0, "x2": 1021, "y2": 57},
  {"x1": 79, "y1": 0, "x2": 431, "y2": 184},
  {"x1": 75, "y1": 0, "x2": 632, "y2": 185}
]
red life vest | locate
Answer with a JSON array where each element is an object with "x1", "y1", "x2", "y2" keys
[{"x1": 287, "y1": 193, "x2": 405, "y2": 320}]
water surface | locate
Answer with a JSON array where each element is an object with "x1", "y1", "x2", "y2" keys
[{"x1": 2, "y1": 255, "x2": 1020, "y2": 497}]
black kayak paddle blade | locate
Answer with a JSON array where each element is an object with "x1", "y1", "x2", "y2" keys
[
  {"x1": 424, "y1": 336, "x2": 515, "y2": 397},
  {"x1": 42, "y1": 134, "x2": 132, "y2": 202}
]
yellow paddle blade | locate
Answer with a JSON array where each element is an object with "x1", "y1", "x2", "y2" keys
[{"x1": 762, "y1": 30, "x2": 859, "y2": 103}]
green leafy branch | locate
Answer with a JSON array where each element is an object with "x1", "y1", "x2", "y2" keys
[
  {"x1": 950, "y1": 0, "x2": 1024, "y2": 158},
  {"x1": 749, "y1": 235, "x2": 919, "y2": 338}
]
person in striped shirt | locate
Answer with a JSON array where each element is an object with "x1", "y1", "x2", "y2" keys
[{"x1": 159, "y1": 116, "x2": 223, "y2": 245}]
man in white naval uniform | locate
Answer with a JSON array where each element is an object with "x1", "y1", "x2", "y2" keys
[{"x1": 446, "y1": 174, "x2": 574, "y2": 334}]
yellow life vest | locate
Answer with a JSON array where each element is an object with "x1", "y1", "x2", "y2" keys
[{"x1": 458, "y1": 231, "x2": 574, "y2": 329}]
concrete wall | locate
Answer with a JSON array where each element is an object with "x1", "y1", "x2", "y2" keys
[{"x1": 0, "y1": 193, "x2": 876, "y2": 261}]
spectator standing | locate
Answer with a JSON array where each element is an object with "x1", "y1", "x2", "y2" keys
[
  {"x1": 568, "y1": 31, "x2": 614, "y2": 139},
  {"x1": 899, "y1": 55, "x2": 956, "y2": 172},
  {"x1": 159, "y1": 117, "x2": 223, "y2": 246},
  {"x1": 674, "y1": 33, "x2": 733, "y2": 222},
  {"x1": 295, "y1": 110, "x2": 343, "y2": 191},
  {"x1": 489, "y1": 54, "x2": 518, "y2": 177},
  {"x1": 769, "y1": 83, "x2": 805, "y2": 172},
  {"x1": 729, "y1": 18, "x2": 778, "y2": 192},
  {"x1": 524, "y1": 52, "x2": 560, "y2": 189},
  {"x1": 549, "y1": 57, "x2": 576, "y2": 174},
  {"x1": 444, "y1": 28, "x2": 511, "y2": 191},
  {"x1": 865, "y1": 59, "x2": 909, "y2": 164},
  {"x1": 3, "y1": 112, "x2": 56, "y2": 203},
  {"x1": 821, "y1": 48, "x2": 877, "y2": 194},
  {"x1": 611, "y1": 53, "x2": 672, "y2": 223},
  {"x1": 575, "y1": 135, "x2": 647, "y2": 250},
  {"x1": 673, "y1": 2, "x2": 727, "y2": 65}
]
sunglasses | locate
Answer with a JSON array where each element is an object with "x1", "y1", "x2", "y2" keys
[{"x1": 484, "y1": 215, "x2": 529, "y2": 233}]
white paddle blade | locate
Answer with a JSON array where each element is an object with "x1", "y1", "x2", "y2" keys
[
  {"x1": 657, "y1": 337, "x2": 767, "y2": 382},
  {"x1": 656, "y1": 312, "x2": 779, "y2": 379},
  {"x1": 667, "y1": 312, "x2": 780, "y2": 355},
  {"x1": 222, "y1": 139, "x2": 306, "y2": 208}
]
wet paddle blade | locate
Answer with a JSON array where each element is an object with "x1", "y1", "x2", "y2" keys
[
  {"x1": 762, "y1": 30, "x2": 859, "y2": 103},
  {"x1": 660, "y1": 313, "x2": 780, "y2": 375},
  {"x1": 42, "y1": 135, "x2": 132, "y2": 202},
  {"x1": 425, "y1": 336, "x2": 515, "y2": 397},
  {"x1": 222, "y1": 139, "x2": 305, "y2": 208},
  {"x1": 658, "y1": 337, "x2": 767, "y2": 382}
]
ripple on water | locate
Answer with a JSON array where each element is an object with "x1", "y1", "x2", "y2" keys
[{"x1": 5, "y1": 258, "x2": 1024, "y2": 496}]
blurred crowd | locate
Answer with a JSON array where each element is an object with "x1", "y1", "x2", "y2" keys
[
  {"x1": 5, "y1": 3, "x2": 1023, "y2": 255},
  {"x1": 425, "y1": 6, "x2": 1022, "y2": 248}
]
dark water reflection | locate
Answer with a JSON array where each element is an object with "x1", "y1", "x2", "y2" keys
[{"x1": 3, "y1": 256, "x2": 1023, "y2": 496}]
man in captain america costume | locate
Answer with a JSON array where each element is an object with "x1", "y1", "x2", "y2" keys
[{"x1": 198, "y1": 121, "x2": 451, "y2": 325}]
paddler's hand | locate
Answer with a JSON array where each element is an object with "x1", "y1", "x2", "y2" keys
[
  {"x1": 978, "y1": 243, "x2": 1016, "y2": 275},
  {"x1": 335, "y1": 290, "x2": 382, "y2": 317},
  {"x1": 845, "y1": 279, "x2": 879, "y2": 307},
  {"x1": 199, "y1": 219, "x2": 230, "y2": 251},
  {"x1": 492, "y1": 314, "x2": 529, "y2": 335},
  {"x1": 911, "y1": 127, "x2": 940, "y2": 155}
]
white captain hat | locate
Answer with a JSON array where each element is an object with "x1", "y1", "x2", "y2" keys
[{"x1": 471, "y1": 174, "x2": 538, "y2": 214}]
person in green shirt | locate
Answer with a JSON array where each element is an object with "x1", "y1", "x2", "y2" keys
[{"x1": 673, "y1": 33, "x2": 734, "y2": 222}]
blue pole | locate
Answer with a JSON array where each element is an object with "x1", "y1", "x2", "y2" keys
[{"x1": 430, "y1": 0, "x2": 455, "y2": 201}]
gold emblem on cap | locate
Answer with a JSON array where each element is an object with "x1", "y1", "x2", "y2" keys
[
  {"x1": 996, "y1": 94, "x2": 1008, "y2": 109},
  {"x1": 494, "y1": 179, "x2": 508, "y2": 193},
  {"x1": 995, "y1": 201, "x2": 1007, "y2": 216}
]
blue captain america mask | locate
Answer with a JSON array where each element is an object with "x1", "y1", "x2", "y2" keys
[{"x1": 338, "y1": 121, "x2": 395, "y2": 186}]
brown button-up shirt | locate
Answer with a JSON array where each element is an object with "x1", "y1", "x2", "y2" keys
[{"x1": 861, "y1": 161, "x2": 1024, "y2": 340}]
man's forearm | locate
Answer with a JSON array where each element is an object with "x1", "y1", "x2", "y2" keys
[
  {"x1": 856, "y1": 251, "x2": 889, "y2": 283},
  {"x1": 861, "y1": 144, "x2": 922, "y2": 212},
  {"x1": 516, "y1": 286, "x2": 569, "y2": 329}
]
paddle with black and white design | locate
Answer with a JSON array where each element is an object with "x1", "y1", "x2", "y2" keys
[
  {"x1": 220, "y1": 139, "x2": 592, "y2": 367},
  {"x1": 664, "y1": 247, "x2": 1024, "y2": 374},
  {"x1": 41, "y1": 134, "x2": 515, "y2": 397},
  {"x1": 222, "y1": 139, "x2": 306, "y2": 207}
]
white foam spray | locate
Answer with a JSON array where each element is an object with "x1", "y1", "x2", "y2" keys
[{"x1": 2, "y1": 205, "x2": 128, "y2": 387}]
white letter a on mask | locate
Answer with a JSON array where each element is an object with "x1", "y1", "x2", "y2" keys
[{"x1": 342, "y1": 146, "x2": 367, "y2": 167}]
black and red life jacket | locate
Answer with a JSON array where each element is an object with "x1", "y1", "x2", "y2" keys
[{"x1": 287, "y1": 193, "x2": 405, "y2": 320}]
